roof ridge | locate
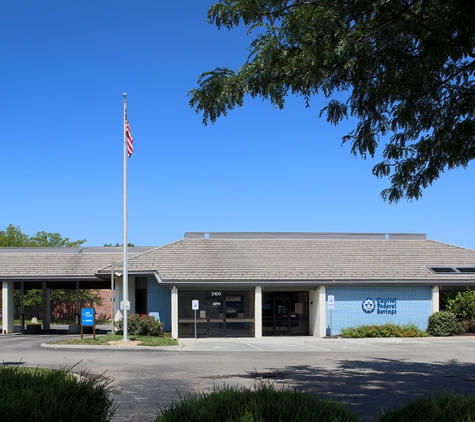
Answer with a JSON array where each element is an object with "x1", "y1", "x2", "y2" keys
[{"x1": 96, "y1": 238, "x2": 188, "y2": 271}]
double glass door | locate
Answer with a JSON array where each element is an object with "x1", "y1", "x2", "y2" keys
[
  {"x1": 262, "y1": 292, "x2": 309, "y2": 336},
  {"x1": 178, "y1": 291, "x2": 254, "y2": 338}
]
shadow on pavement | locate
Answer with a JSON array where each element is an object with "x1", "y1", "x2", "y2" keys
[{"x1": 256, "y1": 358, "x2": 475, "y2": 421}]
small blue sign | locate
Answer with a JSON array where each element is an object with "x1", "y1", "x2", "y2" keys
[{"x1": 81, "y1": 308, "x2": 95, "y2": 326}]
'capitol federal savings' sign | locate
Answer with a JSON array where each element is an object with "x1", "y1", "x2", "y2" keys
[{"x1": 362, "y1": 298, "x2": 397, "y2": 315}]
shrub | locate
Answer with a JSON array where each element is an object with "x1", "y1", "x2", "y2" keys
[
  {"x1": 115, "y1": 313, "x2": 164, "y2": 336},
  {"x1": 156, "y1": 382, "x2": 360, "y2": 422},
  {"x1": 377, "y1": 391, "x2": 475, "y2": 421},
  {"x1": 0, "y1": 365, "x2": 116, "y2": 422},
  {"x1": 445, "y1": 290, "x2": 475, "y2": 320},
  {"x1": 340, "y1": 323, "x2": 427, "y2": 338},
  {"x1": 427, "y1": 311, "x2": 462, "y2": 336}
]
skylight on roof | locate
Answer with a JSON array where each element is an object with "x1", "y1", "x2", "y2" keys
[
  {"x1": 428, "y1": 267, "x2": 458, "y2": 274},
  {"x1": 428, "y1": 266, "x2": 475, "y2": 274},
  {"x1": 455, "y1": 267, "x2": 475, "y2": 274}
]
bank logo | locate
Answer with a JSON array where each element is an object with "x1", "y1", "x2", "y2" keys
[{"x1": 362, "y1": 298, "x2": 376, "y2": 314}]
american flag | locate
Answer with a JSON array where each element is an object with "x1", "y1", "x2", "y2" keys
[{"x1": 125, "y1": 114, "x2": 134, "y2": 157}]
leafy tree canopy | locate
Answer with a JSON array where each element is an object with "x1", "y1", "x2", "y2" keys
[
  {"x1": 0, "y1": 224, "x2": 86, "y2": 247},
  {"x1": 189, "y1": 0, "x2": 475, "y2": 202}
]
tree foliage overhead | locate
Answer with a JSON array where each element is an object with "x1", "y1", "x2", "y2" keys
[
  {"x1": 189, "y1": 0, "x2": 475, "y2": 202},
  {"x1": 0, "y1": 224, "x2": 86, "y2": 247}
]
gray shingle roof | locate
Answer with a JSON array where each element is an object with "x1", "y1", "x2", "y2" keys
[
  {"x1": 0, "y1": 247, "x2": 152, "y2": 281},
  {"x1": 110, "y1": 236, "x2": 475, "y2": 285}
]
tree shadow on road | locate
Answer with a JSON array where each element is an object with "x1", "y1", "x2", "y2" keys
[{"x1": 254, "y1": 358, "x2": 475, "y2": 421}]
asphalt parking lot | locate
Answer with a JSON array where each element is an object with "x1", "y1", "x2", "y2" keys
[{"x1": 2, "y1": 329, "x2": 475, "y2": 422}]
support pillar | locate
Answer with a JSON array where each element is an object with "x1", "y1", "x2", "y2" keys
[
  {"x1": 171, "y1": 286, "x2": 178, "y2": 339},
  {"x1": 2, "y1": 281, "x2": 14, "y2": 334},
  {"x1": 254, "y1": 286, "x2": 262, "y2": 338},
  {"x1": 431, "y1": 285, "x2": 440, "y2": 314},
  {"x1": 309, "y1": 290, "x2": 318, "y2": 336},
  {"x1": 42, "y1": 282, "x2": 51, "y2": 331},
  {"x1": 75, "y1": 281, "x2": 80, "y2": 324},
  {"x1": 315, "y1": 286, "x2": 326, "y2": 337}
]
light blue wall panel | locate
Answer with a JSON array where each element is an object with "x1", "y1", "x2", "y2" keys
[
  {"x1": 147, "y1": 277, "x2": 171, "y2": 331},
  {"x1": 325, "y1": 286, "x2": 431, "y2": 335}
]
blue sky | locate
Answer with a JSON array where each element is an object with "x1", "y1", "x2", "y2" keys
[{"x1": 2, "y1": 1, "x2": 474, "y2": 250}]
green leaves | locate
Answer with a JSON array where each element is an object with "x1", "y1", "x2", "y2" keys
[
  {"x1": 190, "y1": 0, "x2": 475, "y2": 201},
  {"x1": 0, "y1": 224, "x2": 86, "y2": 247}
]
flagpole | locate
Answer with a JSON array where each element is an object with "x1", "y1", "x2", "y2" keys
[{"x1": 122, "y1": 92, "x2": 129, "y2": 342}]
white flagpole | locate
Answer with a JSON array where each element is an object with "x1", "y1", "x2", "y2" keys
[{"x1": 122, "y1": 92, "x2": 129, "y2": 342}]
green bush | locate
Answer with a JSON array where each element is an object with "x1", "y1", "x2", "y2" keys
[
  {"x1": 340, "y1": 323, "x2": 427, "y2": 338},
  {"x1": 115, "y1": 313, "x2": 164, "y2": 336},
  {"x1": 0, "y1": 365, "x2": 116, "y2": 422},
  {"x1": 377, "y1": 391, "x2": 475, "y2": 421},
  {"x1": 445, "y1": 290, "x2": 475, "y2": 320},
  {"x1": 156, "y1": 382, "x2": 360, "y2": 422},
  {"x1": 427, "y1": 311, "x2": 462, "y2": 336}
]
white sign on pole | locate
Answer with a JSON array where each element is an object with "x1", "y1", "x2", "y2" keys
[
  {"x1": 328, "y1": 295, "x2": 335, "y2": 310},
  {"x1": 119, "y1": 300, "x2": 130, "y2": 311},
  {"x1": 192, "y1": 300, "x2": 199, "y2": 310}
]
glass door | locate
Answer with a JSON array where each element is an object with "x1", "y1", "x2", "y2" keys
[
  {"x1": 274, "y1": 296, "x2": 291, "y2": 335},
  {"x1": 207, "y1": 293, "x2": 225, "y2": 337}
]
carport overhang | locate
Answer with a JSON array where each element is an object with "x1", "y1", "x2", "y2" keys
[{"x1": 8, "y1": 276, "x2": 111, "y2": 290}]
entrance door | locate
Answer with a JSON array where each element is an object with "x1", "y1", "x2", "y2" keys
[
  {"x1": 262, "y1": 292, "x2": 309, "y2": 336},
  {"x1": 207, "y1": 294, "x2": 224, "y2": 337},
  {"x1": 274, "y1": 296, "x2": 291, "y2": 335}
]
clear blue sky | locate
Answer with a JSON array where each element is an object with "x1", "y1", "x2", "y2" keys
[{"x1": 2, "y1": 1, "x2": 474, "y2": 249}]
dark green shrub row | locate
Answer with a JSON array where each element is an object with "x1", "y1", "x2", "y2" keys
[
  {"x1": 115, "y1": 313, "x2": 164, "y2": 336},
  {"x1": 157, "y1": 385, "x2": 475, "y2": 422},
  {"x1": 156, "y1": 382, "x2": 359, "y2": 422},
  {"x1": 377, "y1": 392, "x2": 475, "y2": 421},
  {"x1": 0, "y1": 365, "x2": 116, "y2": 422},
  {"x1": 340, "y1": 323, "x2": 427, "y2": 338},
  {"x1": 427, "y1": 311, "x2": 464, "y2": 336}
]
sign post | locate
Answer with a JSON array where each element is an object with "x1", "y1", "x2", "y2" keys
[
  {"x1": 81, "y1": 308, "x2": 96, "y2": 340},
  {"x1": 192, "y1": 300, "x2": 199, "y2": 339},
  {"x1": 328, "y1": 295, "x2": 335, "y2": 338}
]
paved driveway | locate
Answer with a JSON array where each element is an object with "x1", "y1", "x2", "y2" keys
[{"x1": 1, "y1": 331, "x2": 475, "y2": 422}]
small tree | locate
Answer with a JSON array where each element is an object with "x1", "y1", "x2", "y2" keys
[{"x1": 445, "y1": 290, "x2": 475, "y2": 320}]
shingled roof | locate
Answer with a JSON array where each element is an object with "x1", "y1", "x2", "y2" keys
[
  {"x1": 0, "y1": 246, "x2": 152, "y2": 282},
  {"x1": 97, "y1": 233, "x2": 475, "y2": 286}
]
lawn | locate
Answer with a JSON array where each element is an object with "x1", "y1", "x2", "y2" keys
[{"x1": 50, "y1": 333, "x2": 179, "y2": 347}]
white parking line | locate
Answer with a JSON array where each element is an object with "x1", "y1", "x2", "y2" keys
[{"x1": 239, "y1": 341, "x2": 330, "y2": 352}]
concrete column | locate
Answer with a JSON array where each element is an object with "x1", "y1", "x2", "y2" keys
[
  {"x1": 75, "y1": 281, "x2": 80, "y2": 324},
  {"x1": 315, "y1": 286, "x2": 326, "y2": 337},
  {"x1": 254, "y1": 286, "x2": 262, "y2": 338},
  {"x1": 171, "y1": 286, "x2": 178, "y2": 339},
  {"x1": 431, "y1": 286, "x2": 440, "y2": 313},
  {"x1": 2, "y1": 281, "x2": 14, "y2": 334},
  {"x1": 309, "y1": 290, "x2": 319, "y2": 336},
  {"x1": 42, "y1": 282, "x2": 51, "y2": 331}
]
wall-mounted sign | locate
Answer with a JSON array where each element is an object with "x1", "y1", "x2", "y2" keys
[{"x1": 362, "y1": 297, "x2": 397, "y2": 314}]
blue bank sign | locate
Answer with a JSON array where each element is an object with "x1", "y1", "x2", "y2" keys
[
  {"x1": 362, "y1": 298, "x2": 397, "y2": 315},
  {"x1": 81, "y1": 308, "x2": 95, "y2": 326}
]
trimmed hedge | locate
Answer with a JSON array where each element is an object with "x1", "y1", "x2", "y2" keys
[
  {"x1": 115, "y1": 313, "x2": 164, "y2": 336},
  {"x1": 156, "y1": 382, "x2": 359, "y2": 422},
  {"x1": 0, "y1": 365, "x2": 116, "y2": 422},
  {"x1": 427, "y1": 311, "x2": 463, "y2": 336},
  {"x1": 340, "y1": 323, "x2": 427, "y2": 338}
]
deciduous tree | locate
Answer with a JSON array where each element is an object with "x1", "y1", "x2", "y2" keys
[{"x1": 189, "y1": 0, "x2": 475, "y2": 202}]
